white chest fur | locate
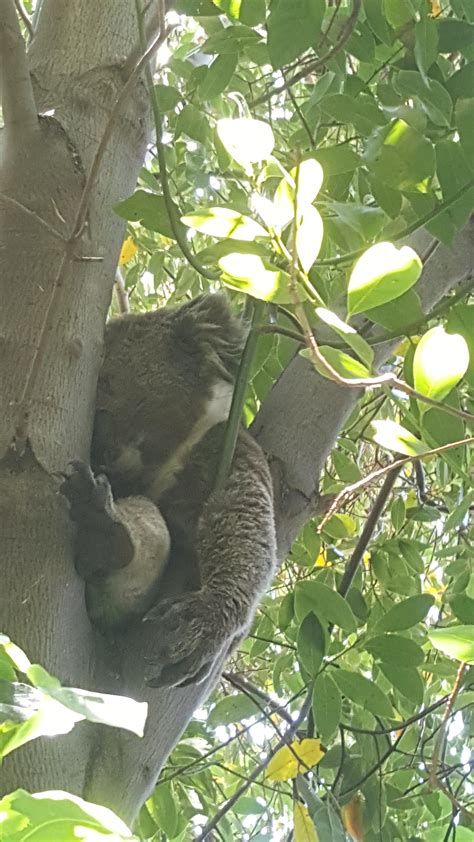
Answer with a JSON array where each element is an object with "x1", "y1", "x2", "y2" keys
[{"x1": 151, "y1": 378, "x2": 234, "y2": 498}]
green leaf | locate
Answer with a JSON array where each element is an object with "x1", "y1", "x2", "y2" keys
[
  {"x1": 296, "y1": 205, "x2": 323, "y2": 272},
  {"x1": 414, "y1": 17, "x2": 438, "y2": 82},
  {"x1": 413, "y1": 326, "x2": 469, "y2": 408},
  {"x1": 305, "y1": 346, "x2": 370, "y2": 381},
  {"x1": 449, "y1": 594, "x2": 474, "y2": 625},
  {"x1": 379, "y1": 663, "x2": 424, "y2": 704},
  {"x1": 114, "y1": 191, "x2": 183, "y2": 240},
  {"x1": 154, "y1": 84, "x2": 181, "y2": 112},
  {"x1": 370, "y1": 420, "x2": 427, "y2": 457},
  {"x1": 383, "y1": 0, "x2": 415, "y2": 28},
  {"x1": 0, "y1": 790, "x2": 136, "y2": 841},
  {"x1": 437, "y1": 19, "x2": 474, "y2": 53},
  {"x1": 278, "y1": 592, "x2": 294, "y2": 631},
  {"x1": 455, "y1": 98, "x2": 474, "y2": 171},
  {"x1": 347, "y1": 242, "x2": 422, "y2": 316},
  {"x1": 266, "y1": 0, "x2": 325, "y2": 69},
  {"x1": 375, "y1": 594, "x2": 435, "y2": 632},
  {"x1": 332, "y1": 669, "x2": 393, "y2": 717},
  {"x1": 394, "y1": 71, "x2": 453, "y2": 127},
  {"x1": 297, "y1": 613, "x2": 326, "y2": 677},
  {"x1": 294, "y1": 581, "x2": 357, "y2": 632},
  {"x1": 198, "y1": 53, "x2": 237, "y2": 99},
  {"x1": 273, "y1": 159, "x2": 324, "y2": 228},
  {"x1": 369, "y1": 119, "x2": 435, "y2": 190},
  {"x1": 181, "y1": 207, "x2": 268, "y2": 240},
  {"x1": 312, "y1": 673, "x2": 341, "y2": 743},
  {"x1": 429, "y1": 626, "x2": 474, "y2": 664},
  {"x1": 316, "y1": 307, "x2": 374, "y2": 368},
  {"x1": 209, "y1": 693, "x2": 259, "y2": 727},
  {"x1": 175, "y1": 103, "x2": 210, "y2": 144},
  {"x1": 219, "y1": 253, "x2": 294, "y2": 302},
  {"x1": 366, "y1": 289, "x2": 423, "y2": 331},
  {"x1": 152, "y1": 783, "x2": 178, "y2": 839},
  {"x1": 312, "y1": 145, "x2": 362, "y2": 176},
  {"x1": 217, "y1": 118, "x2": 274, "y2": 167},
  {"x1": 332, "y1": 450, "x2": 362, "y2": 483},
  {"x1": 365, "y1": 634, "x2": 425, "y2": 666}
]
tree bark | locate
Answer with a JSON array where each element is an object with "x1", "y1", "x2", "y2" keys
[{"x1": 1, "y1": 0, "x2": 472, "y2": 827}]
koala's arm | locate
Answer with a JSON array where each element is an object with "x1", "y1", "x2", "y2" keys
[
  {"x1": 61, "y1": 463, "x2": 170, "y2": 629},
  {"x1": 144, "y1": 429, "x2": 276, "y2": 688}
]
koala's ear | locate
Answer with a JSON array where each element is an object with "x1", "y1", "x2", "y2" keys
[{"x1": 174, "y1": 294, "x2": 247, "y2": 380}]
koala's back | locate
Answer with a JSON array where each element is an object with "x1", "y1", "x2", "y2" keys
[{"x1": 91, "y1": 294, "x2": 247, "y2": 514}]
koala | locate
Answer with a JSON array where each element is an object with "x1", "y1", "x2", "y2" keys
[{"x1": 61, "y1": 294, "x2": 276, "y2": 688}]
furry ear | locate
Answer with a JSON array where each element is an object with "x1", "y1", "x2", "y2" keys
[{"x1": 174, "y1": 294, "x2": 247, "y2": 381}]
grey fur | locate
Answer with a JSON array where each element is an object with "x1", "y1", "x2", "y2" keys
[{"x1": 62, "y1": 294, "x2": 276, "y2": 688}]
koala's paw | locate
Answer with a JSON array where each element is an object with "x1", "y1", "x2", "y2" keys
[
  {"x1": 143, "y1": 590, "x2": 233, "y2": 689},
  {"x1": 60, "y1": 461, "x2": 115, "y2": 522}
]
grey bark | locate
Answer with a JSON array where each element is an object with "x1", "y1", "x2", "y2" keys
[{"x1": 1, "y1": 0, "x2": 472, "y2": 827}]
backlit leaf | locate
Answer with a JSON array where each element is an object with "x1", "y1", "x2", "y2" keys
[
  {"x1": 296, "y1": 205, "x2": 324, "y2": 273},
  {"x1": 294, "y1": 801, "x2": 319, "y2": 842},
  {"x1": 429, "y1": 626, "x2": 474, "y2": 664},
  {"x1": 217, "y1": 118, "x2": 274, "y2": 167},
  {"x1": 266, "y1": 738, "x2": 325, "y2": 781},
  {"x1": 304, "y1": 346, "x2": 370, "y2": 381},
  {"x1": 348, "y1": 242, "x2": 422, "y2": 316},
  {"x1": 370, "y1": 420, "x2": 428, "y2": 457},
  {"x1": 315, "y1": 307, "x2": 374, "y2": 368},
  {"x1": 219, "y1": 253, "x2": 293, "y2": 302},
  {"x1": 181, "y1": 207, "x2": 268, "y2": 240},
  {"x1": 413, "y1": 326, "x2": 469, "y2": 407}
]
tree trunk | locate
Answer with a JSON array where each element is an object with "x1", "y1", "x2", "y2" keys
[{"x1": 1, "y1": 1, "x2": 472, "y2": 827}]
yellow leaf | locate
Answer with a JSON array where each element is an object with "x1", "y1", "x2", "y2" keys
[
  {"x1": 430, "y1": 0, "x2": 441, "y2": 15},
  {"x1": 315, "y1": 550, "x2": 327, "y2": 567},
  {"x1": 341, "y1": 795, "x2": 364, "y2": 841},
  {"x1": 294, "y1": 801, "x2": 319, "y2": 842},
  {"x1": 119, "y1": 237, "x2": 137, "y2": 265},
  {"x1": 266, "y1": 738, "x2": 325, "y2": 781},
  {"x1": 362, "y1": 552, "x2": 371, "y2": 568}
]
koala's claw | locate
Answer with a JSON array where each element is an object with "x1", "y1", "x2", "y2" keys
[
  {"x1": 60, "y1": 461, "x2": 115, "y2": 518},
  {"x1": 143, "y1": 591, "x2": 230, "y2": 688}
]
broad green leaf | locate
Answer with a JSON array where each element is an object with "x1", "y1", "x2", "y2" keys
[
  {"x1": 0, "y1": 790, "x2": 136, "y2": 841},
  {"x1": 294, "y1": 581, "x2": 357, "y2": 632},
  {"x1": 365, "y1": 634, "x2": 425, "y2": 666},
  {"x1": 366, "y1": 288, "x2": 423, "y2": 331},
  {"x1": 347, "y1": 242, "x2": 422, "y2": 316},
  {"x1": 266, "y1": 0, "x2": 325, "y2": 69},
  {"x1": 449, "y1": 594, "x2": 474, "y2": 625},
  {"x1": 297, "y1": 613, "x2": 325, "y2": 677},
  {"x1": 181, "y1": 207, "x2": 268, "y2": 240},
  {"x1": 234, "y1": 796, "x2": 266, "y2": 815},
  {"x1": 370, "y1": 420, "x2": 428, "y2": 457},
  {"x1": 196, "y1": 237, "x2": 268, "y2": 264},
  {"x1": 369, "y1": 119, "x2": 436, "y2": 190},
  {"x1": 332, "y1": 669, "x2": 393, "y2": 717},
  {"x1": 154, "y1": 84, "x2": 181, "y2": 112},
  {"x1": 175, "y1": 103, "x2": 210, "y2": 144},
  {"x1": 296, "y1": 205, "x2": 324, "y2": 273},
  {"x1": 304, "y1": 346, "x2": 370, "y2": 381},
  {"x1": 114, "y1": 191, "x2": 183, "y2": 240},
  {"x1": 152, "y1": 783, "x2": 178, "y2": 839},
  {"x1": 219, "y1": 253, "x2": 294, "y2": 302},
  {"x1": 413, "y1": 326, "x2": 469, "y2": 407},
  {"x1": 379, "y1": 663, "x2": 424, "y2": 704},
  {"x1": 209, "y1": 693, "x2": 259, "y2": 727},
  {"x1": 323, "y1": 513, "x2": 357, "y2": 540},
  {"x1": 315, "y1": 307, "x2": 374, "y2": 368},
  {"x1": 383, "y1": 0, "x2": 414, "y2": 28},
  {"x1": 312, "y1": 145, "x2": 361, "y2": 176},
  {"x1": 395, "y1": 71, "x2": 452, "y2": 127},
  {"x1": 201, "y1": 23, "x2": 262, "y2": 54},
  {"x1": 332, "y1": 450, "x2": 362, "y2": 483},
  {"x1": 273, "y1": 159, "x2": 324, "y2": 228},
  {"x1": 414, "y1": 17, "x2": 438, "y2": 82},
  {"x1": 456, "y1": 99, "x2": 474, "y2": 170},
  {"x1": 266, "y1": 738, "x2": 325, "y2": 781},
  {"x1": 198, "y1": 53, "x2": 237, "y2": 100},
  {"x1": 294, "y1": 801, "x2": 319, "y2": 842},
  {"x1": 312, "y1": 673, "x2": 341, "y2": 743},
  {"x1": 278, "y1": 592, "x2": 294, "y2": 631},
  {"x1": 217, "y1": 118, "x2": 274, "y2": 167},
  {"x1": 375, "y1": 594, "x2": 435, "y2": 632},
  {"x1": 429, "y1": 626, "x2": 474, "y2": 664}
]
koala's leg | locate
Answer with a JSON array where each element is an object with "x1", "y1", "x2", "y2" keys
[
  {"x1": 61, "y1": 462, "x2": 170, "y2": 628},
  {"x1": 145, "y1": 432, "x2": 276, "y2": 688}
]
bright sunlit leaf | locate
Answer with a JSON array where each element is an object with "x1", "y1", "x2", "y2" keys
[
  {"x1": 413, "y1": 326, "x2": 469, "y2": 407},
  {"x1": 181, "y1": 207, "x2": 268, "y2": 240},
  {"x1": 294, "y1": 801, "x2": 319, "y2": 842},
  {"x1": 219, "y1": 252, "x2": 294, "y2": 302},
  {"x1": 315, "y1": 307, "x2": 374, "y2": 367},
  {"x1": 118, "y1": 237, "x2": 137, "y2": 266},
  {"x1": 266, "y1": 738, "x2": 325, "y2": 781},
  {"x1": 370, "y1": 420, "x2": 428, "y2": 456},
  {"x1": 302, "y1": 346, "x2": 370, "y2": 381},
  {"x1": 273, "y1": 159, "x2": 324, "y2": 228},
  {"x1": 217, "y1": 118, "x2": 274, "y2": 167},
  {"x1": 296, "y1": 205, "x2": 324, "y2": 272},
  {"x1": 348, "y1": 242, "x2": 422, "y2": 316},
  {"x1": 429, "y1": 626, "x2": 474, "y2": 664}
]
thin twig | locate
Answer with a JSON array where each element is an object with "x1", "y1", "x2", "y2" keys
[
  {"x1": 223, "y1": 671, "x2": 294, "y2": 726},
  {"x1": 114, "y1": 267, "x2": 130, "y2": 314},
  {"x1": 197, "y1": 692, "x2": 313, "y2": 840},
  {"x1": 0, "y1": 0, "x2": 38, "y2": 138},
  {"x1": 14, "y1": 0, "x2": 33, "y2": 37},
  {"x1": 251, "y1": 0, "x2": 362, "y2": 107},
  {"x1": 320, "y1": 436, "x2": 474, "y2": 527}
]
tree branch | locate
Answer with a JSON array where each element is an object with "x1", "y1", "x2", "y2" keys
[
  {"x1": 0, "y1": 0, "x2": 38, "y2": 141},
  {"x1": 14, "y1": 0, "x2": 33, "y2": 38}
]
